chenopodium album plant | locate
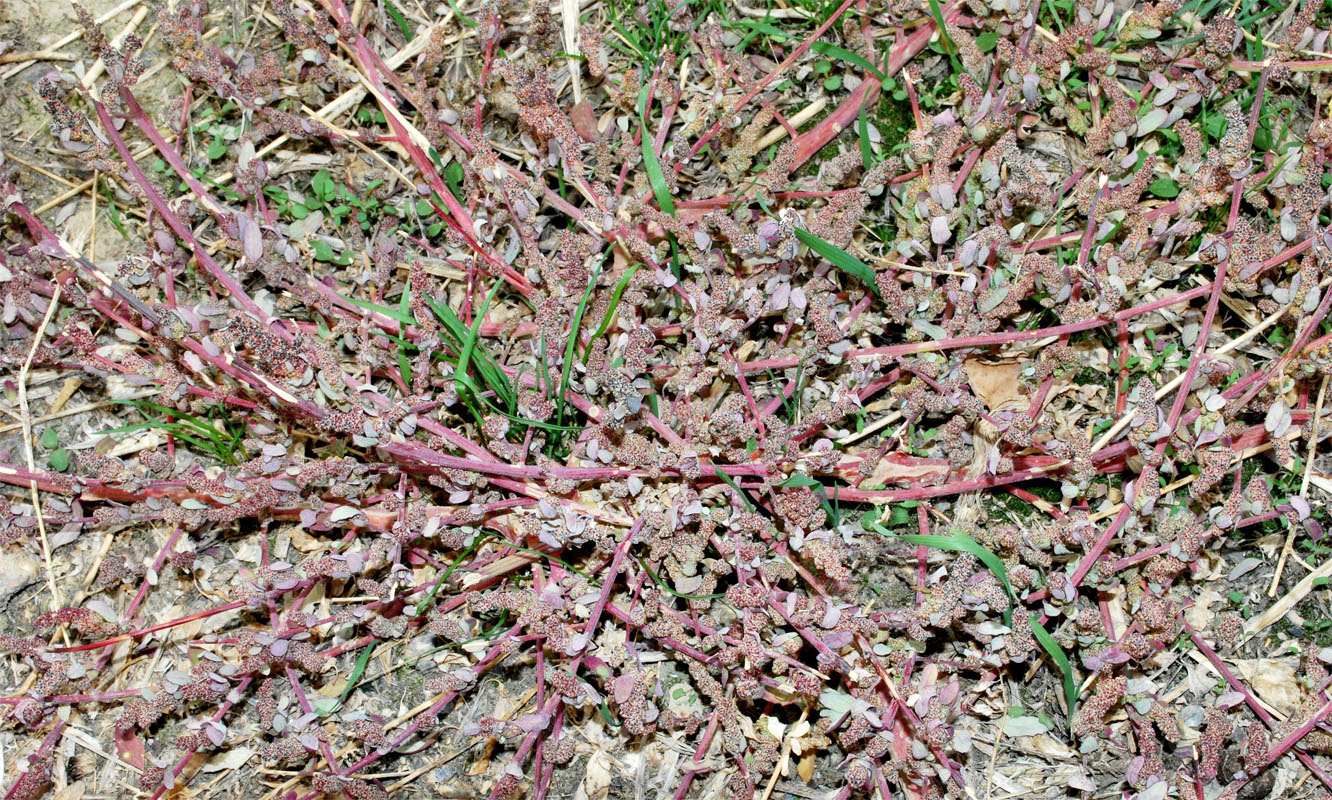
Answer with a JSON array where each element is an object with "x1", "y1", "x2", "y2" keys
[{"x1": 3, "y1": 0, "x2": 1332, "y2": 798}]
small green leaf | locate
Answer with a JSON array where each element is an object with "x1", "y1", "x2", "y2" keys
[
  {"x1": 1148, "y1": 176, "x2": 1180, "y2": 198},
  {"x1": 912, "y1": 319, "x2": 948, "y2": 340},
  {"x1": 312, "y1": 170, "x2": 336, "y2": 202},
  {"x1": 49, "y1": 448, "x2": 69, "y2": 472},
  {"x1": 976, "y1": 32, "x2": 999, "y2": 52},
  {"x1": 823, "y1": 75, "x2": 842, "y2": 91},
  {"x1": 311, "y1": 240, "x2": 335, "y2": 262},
  {"x1": 40, "y1": 428, "x2": 58, "y2": 449},
  {"x1": 818, "y1": 688, "x2": 855, "y2": 720},
  {"x1": 777, "y1": 474, "x2": 821, "y2": 489},
  {"x1": 792, "y1": 228, "x2": 880, "y2": 298},
  {"x1": 443, "y1": 162, "x2": 465, "y2": 201},
  {"x1": 887, "y1": 504, "x2": 912, "y2": 526},
  {"x1": 206, "y1": 138, "x2": 227, "y2": 161}
]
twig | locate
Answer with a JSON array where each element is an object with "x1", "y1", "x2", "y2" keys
[
  {"x1": 0, "y1": 0, "x2": 142, "y2": 78},
  {"x1": 1270, "y1": 373, "x2": 1329, "y2": 595},
  {"x1": 560, "y1": 0, "x2": 582, "y2": 104},
  {"x1": 754, "y1": 98, "x2": 829, "y2": 151},
  {"x1": 0, "y1": 49, "x2": 76, "y2": 64},
  {"x1": 983, "y1": 684, "x2": 1008, "y2": 800},
  {"x1": 18, "y1": 286, "x2": 65, "y2": 618}
]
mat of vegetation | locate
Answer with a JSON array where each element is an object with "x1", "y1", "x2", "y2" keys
[{"x1": 4, "y1": 0, "x2": 1332, "y2": 798}]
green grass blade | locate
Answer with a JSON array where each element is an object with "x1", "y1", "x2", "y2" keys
[
  {"x1": 715, "y1": 470, "x2": 756, "y2": 512},
  {"x1": 111, "y1": 399, "x2": 211, "y2": 429},
  {"x1": 538, "y1": 330, "x2": 552, "y2": 400},
  {"x1": 136, "y1": 424, "x2": 215, "y2": 449},
  {"x1": 496, "y1": 538, "x2": 592, "y2": 580},
  {"x1": 424, "y1": 294, "x2": 514, "y2": 407},
  {"x1": 556, "y1": 257, "x2": 604, "y2": 427},
  {"x1": 348, "y1": 295, "x2": 418, "y2": 326},
  {"x1": 900, "y1": 531, "x2": 1014, "y2": 600},
  {"x1": 636, "y1": 556, "x2": 726, "y2": 600},
  {"x1": 1043, "y1": 0, "x2": 1065, "y2": 32},
  {"x1": 397, "y1": 283, "x2": 413, "y2": 386},
  {"x1": 109, "y1": 400, "x2": 232, "y2": 446},
  {"x1": 456, "y1": 281, "x2": 504, "y2": 401},
  {"x1": 101, "y1": 179, "x2": 128, "y2": 240},
  {"x1": 792, "y1": 228, "x2": 880, "y2": 298},
  {"x1": 927, "y1": 0, "x2": 965, "y2": 77},
  {"x1": 326, "y1": 643, "x2": 375, "y2": 715},
  {"x1": 583, "y1": 263, "x2": 641, "y2": 362},
  {"x1": 423, "y1": 294, "x2": 468, "y2": 346},
  {"x1": 1030, "y1": 613, "x2": 1078, "y2": 711},
  {"x1": 641, "y1": 129, "x2": 674, "y2": 215},
  {"x1": 397, "y1": 349, "x2": 413, "y2": 387},
  {"x1": 442, "y1": 0, "x2": 476, "y2": 27},
  {"x1": 415, "y1": 532, "x2": 495, "y2": 616},
  {"x1": 104, "y1": 421, "x2": 231, "y2": 463},
  {"x1": 810, "y1": 42, "x2": 885, "y2": 79},
  {"x1": 727, "y1": 19, "x2": 791, "y2": 42},
  {"x1": 472, "y1": 609, "x2": 510, "y2": 642},
  {"x1": 638, "y1": 88, "x2": 675, "y2": 217},
  {"x1": 610, "y1": 20, "x2": 649, "y2": 62},
  {"x1": 455, "y1": 373, "x2": 583, "y2": 432},
  {"x1": 858, "y1": 102, "x2": 874, "y2": 171},
  {"x1": 384, "y1": 0, "x2": 414, "y2": 39},
  {"x1": 372, "y1": 330, "x2": 453, "y2": 360},
  {"x1": 873, "y1": 524, "x2": 1013, "y2": 624}
]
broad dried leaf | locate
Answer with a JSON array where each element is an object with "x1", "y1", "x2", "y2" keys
[
  {"x1": 964, "y1": 358, "x2": 1028, "y2": 413},
  {"x1": 1234, "y1": 658, "x2": 1300, "y2": 716}
]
